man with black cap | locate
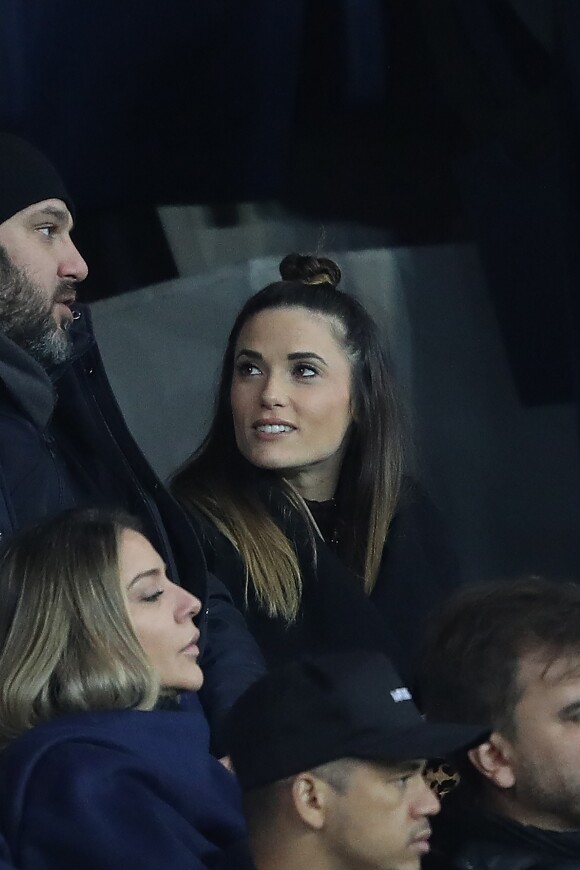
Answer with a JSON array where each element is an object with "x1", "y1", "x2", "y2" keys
[
  {"x1": 225, "y1": 651, "x2": 487, "y2": 870},
  {"x1": 0, "y1": 132, "x2": 264, "y2": 739}
]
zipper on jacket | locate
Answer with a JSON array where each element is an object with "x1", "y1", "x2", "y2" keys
[
  {"x1": 42, "y1": 432, "x2": 66, "y2": 504},
  {"x1": 43, "y1": 432, "x2": 56, "y2": 458}
]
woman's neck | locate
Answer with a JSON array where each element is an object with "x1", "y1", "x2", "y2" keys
[{"x1": 281, "y1": 465, "x2": 339, "y2": 503}]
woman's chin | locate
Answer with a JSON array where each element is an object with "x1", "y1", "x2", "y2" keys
[
  {"x1": 183, "y1": 665, "x2": 204, "y2": 693},
  {"x1": 164, "y1": 664, "x2": 204, "y2": 694}
]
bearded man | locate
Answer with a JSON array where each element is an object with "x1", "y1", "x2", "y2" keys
[{"x1": 0, "y1": 132, "x2": 263, "y2": 742}]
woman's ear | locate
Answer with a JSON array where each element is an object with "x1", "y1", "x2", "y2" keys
[{"x1": 468, "y1": 732, "x2": 516, "y2": 789}]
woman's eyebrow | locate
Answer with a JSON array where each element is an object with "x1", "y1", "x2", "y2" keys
[
  {"x1": 235, "y1": 350, "x2": 327, "y2": 363},
  {"x1": 235, "y1": 349, "x2": 263, "y2": 360},
  {"x1": 287, "y1": 352, "x2": 326, "y2": 363},
  {"x1": 126, "y1": 568, "x2": 162, "y2": 591}
]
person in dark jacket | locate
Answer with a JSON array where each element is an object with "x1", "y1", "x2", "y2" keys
[
  {"x1": 0, "y1": 132, "x2": 264, "y2": 740},
  {"x1": 0, "y1": 508, "x2": 250, "y2": 870},
  {"x1": 172, "y1": 253, "x2": 459, "y2": 680},
  {"x1": 419, "y1": 577, "x2": 580, "y2": 870}
]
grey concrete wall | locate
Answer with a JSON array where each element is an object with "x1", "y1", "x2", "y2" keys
[{"x1": 91, "y1": 243, "x2": 580, "y2": 585}]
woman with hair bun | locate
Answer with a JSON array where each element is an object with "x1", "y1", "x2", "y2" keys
[
  {"x1": 0, "y1": 509, "x2": 247, "y2": 870},
  {"x1": 172, "y1": 254, "x2": 458, "y2": 679}
]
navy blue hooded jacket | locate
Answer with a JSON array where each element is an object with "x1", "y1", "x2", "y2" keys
[
  {"x1": 0, "y1": 695, "x2": 248, "y2": 869},
  {"x1": 0, "y1": 304, "x2": 264, "y2": 739}
]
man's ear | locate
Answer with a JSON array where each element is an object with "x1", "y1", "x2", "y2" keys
[
  {"x1": 468, "y1": 732, "x2": 516, "y2": 789},
  {"x1": 291, "y1": 772, "x2": 332, "y2": 830}
]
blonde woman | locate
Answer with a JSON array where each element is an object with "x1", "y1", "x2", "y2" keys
[{"x1": 0, "y1": 509, "x2": 248, "y2": 870}]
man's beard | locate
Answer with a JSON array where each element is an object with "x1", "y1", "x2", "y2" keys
[
  {"x1": 514, "y1": 754, "x2": 580, "y2": 830},
  {"x1": 0, "y1": 244, "x2": 74, "y2": 368}
]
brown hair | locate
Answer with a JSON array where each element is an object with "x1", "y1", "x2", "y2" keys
[
  {"x1": 172, "y1": 253, "x2": 406, "y2": 620},
  {"x1": 419, "y1": 576, "x2": 580, "y2": 736}
]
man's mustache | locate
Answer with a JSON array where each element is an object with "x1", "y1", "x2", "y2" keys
[{"x1": 53, "y1": 281, "x2": 77, "y2": 306}]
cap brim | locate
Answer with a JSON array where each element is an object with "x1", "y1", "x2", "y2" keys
[{"x1": 352, "y1": 721, "x2": 489, "y2": 763}]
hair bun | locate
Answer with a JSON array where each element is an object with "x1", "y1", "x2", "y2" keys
[{"x1": 279, "y1": 253, "x2": 341, "y2": 288}]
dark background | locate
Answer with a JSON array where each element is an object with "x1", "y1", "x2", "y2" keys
[{"x1": 1, "y1": 0, "x2": 578, "y2": 420}]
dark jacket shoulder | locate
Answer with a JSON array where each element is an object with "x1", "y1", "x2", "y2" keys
[
  {"x1": 0, "y1": 705, "x2": 247, "y2": 870},
  {"x1": 427, "y1": 796, "x2": 580, "y2": 870},
  {"x1": 371, "y1": 477, "x2": 461, "y2": 672}
]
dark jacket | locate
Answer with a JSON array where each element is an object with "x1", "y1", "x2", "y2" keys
[
  {"x1": 0, "y1": 695, "x2": 248, "y2": 870},
  {"x1": 195, "y1": 478, "x2": 459, "y2": 682},
  {"x1": 427, "y1": 798, "x2": 580, "y2": 870},
  {"x1": 0, "y1": 305, "x2": 264, "y2": 737},
  {"x1": 0, "y1": 837, "x2": 13, "y2": 870}
]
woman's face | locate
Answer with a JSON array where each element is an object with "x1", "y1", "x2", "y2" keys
[
  {"x1": 230, "y1": 306, "x2": 353, "y2": 501},
  {"x1": 119, "y1": 529, "x2": 203, "y2": 692}
]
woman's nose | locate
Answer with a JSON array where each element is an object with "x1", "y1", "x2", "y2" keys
[
  {"x1": 260, "y1": 373, "x2": 287, "y2": 408},
  {"x1": 176, "y1": 588, "x2": 202, "y2": 621}
]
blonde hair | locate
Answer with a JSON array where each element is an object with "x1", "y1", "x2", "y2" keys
[
  {"x1": 178, "y1": 477, "x2": 310, "y2": 620},
  {"x1": 0, "y1": 509, "x2": 159, "y2": 749}
]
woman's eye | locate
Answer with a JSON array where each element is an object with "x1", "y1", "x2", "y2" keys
[
  {"x1": 142, "y1": 590, "x2": 163, "y2": 603},
  {"x1": 293, "y1": 364, "x2": 318, "y2": 378},
  {"x1": 236, "y1": 362, "x2": 262, "y2": 376}
]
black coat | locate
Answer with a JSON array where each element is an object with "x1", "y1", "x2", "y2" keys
[
  {"x1": 427, "y1": 801, "x2": 580, "y2": 870},
  {"x1": 195, "y1": 479, "x2": 460, "y2": 683},
  {"x1": 0, "y1": 305, "x2": 264, "y2": 739}
]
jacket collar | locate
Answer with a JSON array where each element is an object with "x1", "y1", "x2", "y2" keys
[
  {"x1": 474, "y1": 810, "x2": 580, "y2": 859},
  {"x1": 455, "y1": 806, "x2": 580, "y2": 867},
  {"x1": 0, "y1": 302, "x2": 94, "y2": 431}
]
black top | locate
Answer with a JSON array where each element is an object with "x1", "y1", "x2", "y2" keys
[
  {"x1": 306, "y1": 498, "x2": 339, "y2": 546},
  {"x1": 427, "y1": 793, "x2": 580, "y2": 870},
  {"x1": 194, "y1": 478, "x2": 460, "y2": 683}
]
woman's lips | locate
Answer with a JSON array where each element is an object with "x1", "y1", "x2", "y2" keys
[
  {"x1": 180, "y1": 633, "x2": 200, "y2": 655},
  {"x1": 252, "y1": 419, "x2": 296, "y2": 438}
]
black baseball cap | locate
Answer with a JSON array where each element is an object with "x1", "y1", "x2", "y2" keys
[
  {"x1": 0, "y1": 132, "x2": 74, "y2": 226},
  {"x1": 225, "y1": 651, "x2": 489, "y2": 791}
]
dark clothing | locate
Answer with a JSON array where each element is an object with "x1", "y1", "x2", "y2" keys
[
  {"x1": 427, "y1": 799, "x2": 580, "y2": 870},
  {"x1": 0, "y1": 837, "x2": 13, "y2": 870},
  {"x1": 0, "y1": 305, "x2": 264, "y2": 738},
  {"x1": 0, "y1": 695, "x2": 249, "y2": 870},
  {"x1": 195, "y1": 479, "x2": 459, "y2": 682}
]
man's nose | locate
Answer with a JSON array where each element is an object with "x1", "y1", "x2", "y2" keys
[
  {"x1": 412, "y1": 777, "x2": 441, "y2": 818},
  {"x1": 58, "y1": 238, "x2": 88, "y2": 282}
]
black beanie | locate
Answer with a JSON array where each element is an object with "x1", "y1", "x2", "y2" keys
[{"x1": 0, "y1": 133, "x2": 74, "y2": 226}]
